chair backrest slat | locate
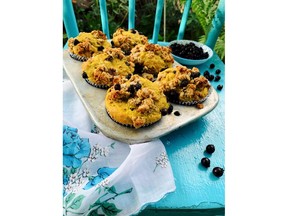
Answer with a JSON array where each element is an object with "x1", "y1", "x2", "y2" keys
[
  {"x1": 205, "y1": 0, "x2": 225, "y2": 49},
  {"x1": 128, "y1": 0, "x2": 135, "y2": 30},
  {"x1": 177, "y1": 0, "x2": 192, "y2": 40},
  {"x1": 63, "y1": 0, "x2": 79, "y2": 38},
  {"x1": 151, "y1": 0, "x2": 164, "y2": 44},
  {"x1": 99, "y1": 0, "x2": 110, "y2": 39}
]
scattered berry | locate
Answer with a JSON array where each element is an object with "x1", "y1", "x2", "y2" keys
[
  {"x1": 212, "y1": 167, "x2": 224, "y2": 177},
  {"x1": 201, "y1": 157, "x2": 211, "y2": 168},
  {"x1": 217, "y1": 84, "x2": 223, "y2": 90},
  {"x1": 209, "y1": 63, "x2": 215, "y2": 69},
  {"x1": 203, "y1": 70, "x2": 210, "y2": 77},
  {"x1": 173, "y1": 111, "x2": 181, "y2": 116},
  {"x1": 206, "y1": 144, "x2": 215, "y2": 154},
  {"x1": 214, "y1": 75, "x2": 221, "y2": 81},
  {"x1": 215, "y1": 69, "x2": 221, "y2": 74},
  {"x1": 208, "y1": 74, "x2": 214, "y2": 81}
]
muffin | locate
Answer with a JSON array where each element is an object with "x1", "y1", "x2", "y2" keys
[
  {"x1": 105, "y1": 75, "x2": 172, "y2": 129},
  {"x1": 155, "y1": 65, "x2": 211, "y2": 105},
  {"x1": 129, "y1": 43, "x2": 174, "y2": 81},
  {"x1": 81, "y1": 47, "x2": 135, "y2": 89},
  {"x1": 68, "y1": 30, "x2": 111, "y2": 61},
  {"x1": 111, "y1": 28, "x2": 148, "y2": 55}
]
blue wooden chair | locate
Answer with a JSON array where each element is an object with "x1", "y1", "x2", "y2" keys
[
  {"x1": 63, "y1": 0, "x2": 225, "y2": 51},
  {"x1": 63, "y1": 0, "x2": 225, "y2": 215}
]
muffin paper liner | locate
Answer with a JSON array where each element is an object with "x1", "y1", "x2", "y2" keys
[
  {"x1": 84, "y1": 78, "x2": 109, "y2": 89},
  {"x1": 106, "y1": 108, "x2": 159, "y2": 129},
  {"x1": 69, "y1": 52, "x2": 88, "y2": 62}
]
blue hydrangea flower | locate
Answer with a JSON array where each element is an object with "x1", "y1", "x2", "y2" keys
[
  {"x1": 83, "y1": 167, "x2": 117, "y2": 190},
  {"x1": 63, "y1": 125, "x2": 91, "y2": 169}
]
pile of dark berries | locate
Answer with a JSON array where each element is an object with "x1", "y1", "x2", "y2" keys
[
  {"x1": 170, "y1": 42, "x2": 209, "y2": 60},
  {"x1": 200, "y1": 144, "x2": 224, "y2": 178}
]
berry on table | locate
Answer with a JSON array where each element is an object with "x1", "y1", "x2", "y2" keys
[
  {"x1": 215, "y1": 75, "x2": 221, "y2": 81},
  {"x1": 217, "y1": 84, "x2": 223, "y2": 90},
  {"x1": 201, "y1": 157, "x2": 211, "y2": 168},
  {"x1": 209, "y1": 63, "x2": 215, "y2": 69},
  {"x1": 208, "y1": 74, "x2": 214, "y2": 81},
  {"x1": 206, "y1": 144, "x2": 215, "y2": 154},
  {"x1": 215, "y1": 69, "x2": 221, "y2": 74},
  {"x1": 212, "y1": 167, "x2": 224, "y2": 177}
]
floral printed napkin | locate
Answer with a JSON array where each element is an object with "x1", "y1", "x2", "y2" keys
[{"x1": 63, "y1": 77, "x2": 176, "y2": 216}]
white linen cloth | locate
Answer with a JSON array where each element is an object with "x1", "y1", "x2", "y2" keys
[{"x1": 63, "y1": 76, "x2": 176, "y2": 216}]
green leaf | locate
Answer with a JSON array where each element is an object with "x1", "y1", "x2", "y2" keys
[
  {"x1": 87, "y1": 209, "x2": 100, "y2": 216},
  {"x1": 89, "y1": 197, "x2": 101, "y2": 210},
  {"x1": 108, "y1": 186, "x2": 117, "y2": 194},
  {"x1": 119, "y1": 187, "x2": 133, "y2": 195},
  {"x1": 64, "y1": 193, "x2": 75, "y2": 206},
  {"x1": 68, "y1": 195, "x2": 85, "y2": 210},
  {"x1": 101, "y1": 202, "x2": 122, "y2": 216}
]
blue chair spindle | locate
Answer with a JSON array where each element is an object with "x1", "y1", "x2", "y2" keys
[
  {"x1": 177, "y1": 0, "x2": 192, "y2": 40},
  {"x1": 205, "y1": 0, "x2": 225, "y2": 49},
  {"x1": 63, "y1": 0, "x2": 79, "y2": 40},
  {"x1": 151, "y1": 0, "x2": 164, "y2": 44},
  {"x1": 99, "y1": 0, "x2": 110, "y2": 39},
  {"x1": 128, "y1": 0, "x2": 135, "y2": 30}
]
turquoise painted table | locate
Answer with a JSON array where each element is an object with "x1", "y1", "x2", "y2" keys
[{"x1": 139, "y1": 54, "x2": 225, "y2": 215}]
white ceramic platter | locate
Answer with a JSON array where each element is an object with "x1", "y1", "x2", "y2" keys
[{"x1": 63, "y1": 50, "x2": 219, "y2": 144}]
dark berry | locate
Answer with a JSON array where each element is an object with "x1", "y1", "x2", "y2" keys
[
  {"x1": 135, "y1": 83, "x2": 142, "y2": 90},
  {"x1": 173, "y1": 111, "x2": 181, "y2": 116},
  {"x1": 128, "y1": 85, "x2": 136, "y2": 97},
  {"x1": 180, "y1": 79, "x2": 189, "y2": 87},
  {"x1": 215, "y1": 69, "x2": 221, "y2": 74},
  {"x1": 209, "y1": 63, "x2": 215, "y2": 69},
  {"x1": 114, "y1": 83, "x2": 121, "y2": 90},
  {"x1": 73, "y1": 39, "x2": 80, "y2": 46},
  {"x1": 214, "y1": 75, "x2": 221, "y2": 81},
  {"x1": 134, "y1": 63, "x2": 144, "y2": 74},
  {"x1": 191, "y1": 71, "x2": 200, "y2": 79},
  {"x1": 110, "y1": 40, "x2": 114, "y2": 47},
  {"x1": 166, "y1": 90, "x2": 179, "y2": 101},
  {"x1": 105, "y1": 55, "x2": 113, "y2": 61},
  {"x1": 98, "y1": 46, "x2": 104, "y2": 51},
  {"x1": 161, "y1": 108, "x2": 168, "y2": 116},
  {"x1": 208, "y1": 74, "x2": 214, "y2": 81},
  {"x1": 206, "y1": 144, "x2": 215, "y2": 154},
  {"x1": 213, "y1": 167, "x2": 224, "y2": 177},
  {"x1": 201, "y1": 157, "x2": 210, "y2": 168},
  {"x1": 82, "y1": 72, "x2": 88, "y2": 79},
  {"x1": 203, "y1": 70, "x2": 210, "y2": 76},
  {"x1": 130, "y1": 28, "x2": 137, "y2": 34},
  {"x1": 167, "y1": 104, "x2": 173, "y2": 114},
  {"x1": 217, "y1": 84, "x2": 223, "y2": 90},
  {"x1": 126, "y1": 74, "x2": 132, "y2": 79}
]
